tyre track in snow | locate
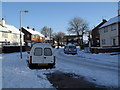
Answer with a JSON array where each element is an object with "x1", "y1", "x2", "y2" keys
[{"x1": 55, "y1": 49, "x2": 119, "y2": 72}]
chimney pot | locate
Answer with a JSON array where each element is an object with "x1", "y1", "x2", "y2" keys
[
  {"x1": 32, "y1": 28, "x2": 35, "y2": 31},
  {"x1": 27, "y1": 26, "x2": 30, "y2": 29}
]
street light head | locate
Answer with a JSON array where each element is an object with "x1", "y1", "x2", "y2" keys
[{"x1": 24, "y1": 10, "x2": 29, "y2": 13}]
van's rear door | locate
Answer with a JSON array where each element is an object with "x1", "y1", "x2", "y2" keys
[
  {"x1": 32, "y1": 47, "x2": 43, "y2": 63},
  {"x1": 43, "y1": 47, "x2": 53, "y2": 64}
]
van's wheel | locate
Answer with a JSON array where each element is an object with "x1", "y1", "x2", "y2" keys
[
  {"x1": 49, "y1": 64, "x2": 55, "y2": 69},
  {"x1": 28, "y1": 63, "x2": 34, "y2": 69}
]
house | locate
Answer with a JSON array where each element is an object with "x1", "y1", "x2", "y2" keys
[
  {"x1": 99, "y1": 16, "x2": 120, "y2": 47},
  {"x1": 22, "y1": 27, "x2": 45, "y2": 48},
  {"x1": 91, "y1": 19, "x2": 107, "y2": 47},
  {"x1": 0, "y1": 18, "x2": 24, "y2": 47},
  {"x1": 63, "y1": 35, "x2": 80, "y2": 46}
]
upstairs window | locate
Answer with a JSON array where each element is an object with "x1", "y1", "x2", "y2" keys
[
  {"x1": 111, "y1": 24, "x2": 117, "y2": 31},
  {"x1": 104, "y1": 27, "x2": 108, "y2": 33},
  {"x1": 2, "y1": 32, "x2": 8, "y2": 38}
]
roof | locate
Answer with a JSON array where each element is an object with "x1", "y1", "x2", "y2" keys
[
  {"x1": 0, "y1": 25, "x2": 10, "y2": 32},
  {"x1": 6, "y1": 24, "x2": 24, "y2": 34},
  {"x1": 0, "y1": 19, "x2": 24, "y2": 34},
  {"x1": 99, "y1": 16, "x2": 120, "y2": 28},
  {"x1": 23, "y1": 27, "x2": 44, "y2": 37},
  {"x1": 66, "y1": 44, "x2": 76, "y2": 46}
]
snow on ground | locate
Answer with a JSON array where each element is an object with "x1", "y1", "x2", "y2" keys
[
  {"x1": 2, "y1": 52, "x2": 54, "y2": 88},
  {"x1": 1, "y1": 48, "x2": 119, "y2": 88},
  {"x1": 54, "y1": 48, "x2": 119, "y2": 88}
]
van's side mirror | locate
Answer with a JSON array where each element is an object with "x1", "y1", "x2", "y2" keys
[{"x1": 27, "y1": 51, "x2": 30, "y2": 54}]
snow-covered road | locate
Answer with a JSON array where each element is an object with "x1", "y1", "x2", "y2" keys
[
  {"x1": 55, "y1": 48, "x2": 119, "y2": 88},
  {"x1": 1, "y1": 48, "x2": 119, "y2": 88}
]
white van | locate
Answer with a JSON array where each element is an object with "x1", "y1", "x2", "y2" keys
[{"x1": 28, "y1": 43, "x2": 56, "y2": 69}]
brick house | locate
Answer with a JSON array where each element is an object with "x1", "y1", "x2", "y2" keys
[
  {"x1": 22, "y1": 27, "x2": 44, "y2": 48},
  {"x1": 91, "y1": 19, "x2": 107, "y2": 47},
  {"x1": 63, "y1": 35, "x2": 80, "y2": 46}
]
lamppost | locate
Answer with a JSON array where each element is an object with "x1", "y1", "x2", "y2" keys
[{"x1": 20, "y1": 10, "x2": 29, "y2": 59}]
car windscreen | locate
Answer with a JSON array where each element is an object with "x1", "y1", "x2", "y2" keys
[
  {"x1": 34, "y1": 48, "x2": 42, "y2": 56},
  {"x1": 69, "y1": 46, "x2": 76, "y2": 49},
  {"x1": 44, "y1": 48, "x2": 52, "y2": 56}
]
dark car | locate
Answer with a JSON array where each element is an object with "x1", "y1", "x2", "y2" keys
[
  {"x1": 31, "y1": 41, "x2": 43, "y2": 47},
  {"x1": 64, "y1": 44, "x2": 77, "y2": 55}
]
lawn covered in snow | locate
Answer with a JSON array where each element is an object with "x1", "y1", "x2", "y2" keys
[{"x1": 1, "y1": 48, "x2": 119, "y2": 88}]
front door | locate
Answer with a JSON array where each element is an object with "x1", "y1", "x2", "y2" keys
[
  {"x1": 43, "y1": 48, "x2": 53, "y2": 63},
  {"x1": 32, "y1": 47, "x2": 43, "y2": 63}
]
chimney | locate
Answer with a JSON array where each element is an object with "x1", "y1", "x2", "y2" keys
[
  {"x1": 1, "y1": 18, "x2": 5, "y2": 26},
  {"x1": 32, "y1": 28, "x2": 35, "y2": 31},
  {"x1": 102, "y1": 19, "x2": 107, "y2": 22},
  {"x1": 27, "y1": 26, "x2": 30, "y2": 29}
]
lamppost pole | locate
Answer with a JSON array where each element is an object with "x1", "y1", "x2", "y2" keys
[
  {"x1": 20, "y1": 10, "x2": 29, "y2": 59},
  {"x1": 20, "y1": 11, "x2": 22, "y2": 59}
]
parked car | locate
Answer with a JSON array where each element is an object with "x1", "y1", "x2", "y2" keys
[
  {"x1": 31, "y1": 41, "x2": 43, "y2": 47},
  {"x1": 27, "y1": 43, "x2": 56, "y2": 69},
  {"x1": 64, "y1": 44, "x2": 77, "y2": 55}
]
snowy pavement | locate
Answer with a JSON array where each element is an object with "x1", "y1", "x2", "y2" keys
[{"x1": 1, "y1": 48, "x2": 119, "y2": 88}]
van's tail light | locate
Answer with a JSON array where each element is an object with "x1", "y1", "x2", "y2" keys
[
  {"x1": 54, "y1": 56, "x2": 56, "y2": 64},
  {"x1": 54, "y1": 56, "x2": 56, "y2": 61},
  {"x1": 30, "y1": 56, "x2": 32, "y2": 63}
]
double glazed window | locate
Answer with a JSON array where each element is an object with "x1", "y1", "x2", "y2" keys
[
  {"x1": 111, "y1": 24, "x2": 116, "y2": 31},
  {"x1": 2, "y1": 32, "x2": 8, "y2": 38},
  {"x1": 104, "y1": 27, "x2": 108, "y2": 33},
  {"x1": 102, "y1": 39, "x2": 106, "y2": 45},
  {"x1": 34, "y1": 48, "x2": 52, "y2": 56}
]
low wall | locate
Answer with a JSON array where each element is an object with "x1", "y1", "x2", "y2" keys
[
  {"x1": 90, "y1": 47, "x2": 120, "y2": 54},
  {"x1": 0, "y1": 48, "x2": 2, "y2": 53},
  {"x1": 2, "y1": 46, "x2": 26, "y2": 53}
]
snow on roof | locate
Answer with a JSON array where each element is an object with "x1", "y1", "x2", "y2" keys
[
  {"x1": 66, "y1": 44, "x2": 76, "y2": 46},
  {"x1": 23, "y1": 27, "x2": 44, "y2": 37},
  {"x1": 0, "y1": 20, "x2": 23, "y2": 34},
  {"x1": 0, "y1": 25, "x2": 10, "y2": 32},
  {"x1": 99, "y1": 16, "x2": 120, "y2": 28},
  {"x1": 5, "y1": 24, "x2": 24, "y2": 34}
]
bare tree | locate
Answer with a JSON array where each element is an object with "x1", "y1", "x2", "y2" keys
[
  {"x1": 53, "y1": 32, "x2": 65, "y2": 48},
  {"x1": 41, "y1": 26, "x2": 53, "y2": 38},
  {"x1": 67, "y1": 17, "x2": 89, "y2": 47}
]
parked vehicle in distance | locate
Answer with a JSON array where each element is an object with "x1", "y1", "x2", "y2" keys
[
  {"x1": 27, "y1": 43, "x2": 56, "y2": 69},
  {"x1": 64, "y1": 44, "x2": 77, "y2": 55},
  {"x1": 31, "y1": 41, "x2": 43, "y2": 47}
]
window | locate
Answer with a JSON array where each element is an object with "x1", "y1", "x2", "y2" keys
[
  {"x1": 113, "y1": 39, "x2": 116, "y2": 46},
  {"x1": 13, "y1": 34, "x2": 18, "y2": 38},
  {"x1": 111, "y1": 24, "x2": 116, "y2": 31},
  {"x1": 36, "y1": 35, "x2": 39, "y2": 38},
  {"x1": 27, "y1": 35, "x2": 30, "y2": 38},
  {"x1": 118, "y1": 9, "x2": 120, "y2": 16},
  {"x1": 32, "y1": 35, "x2": 34, "y2": 38},
  {"x1": 44, "y1": 48, "x2": 52, "y2": 56},
  {"x1": 34, "y1": 48, "x2": 42, "y2": 56},
  {"x1": 104, "y1": 27, "x2": 108, "y2": 33},
  {"x1": 2, "y1": 32, "x2": 8, "y2": 38},
  {"x1": 102, "y1": 39, "x2": 106, "y2": 45}
]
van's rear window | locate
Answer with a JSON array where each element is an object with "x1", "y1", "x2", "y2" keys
[
  {"x1": 34, "y1": 48, "x2": 42, "y2": 56},
  {"x1": 44, "y1": 48, "x2": 52, "y2": 56}
]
